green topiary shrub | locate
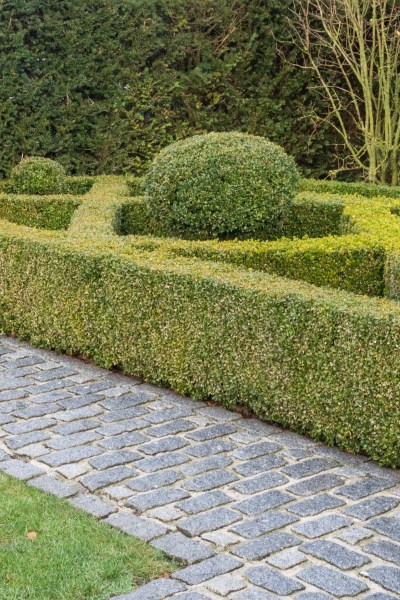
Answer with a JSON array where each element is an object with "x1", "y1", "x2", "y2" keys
[
  {"x1": 5, "y1": 157, "x2": 67, "y2": 195},
  {"x1": 146, "y1": 132, "x2": 300, "y2": 238}
]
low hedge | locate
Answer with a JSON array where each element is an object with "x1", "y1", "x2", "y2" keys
[
  {"x1": 119, "y1": 196, "x2": 346, "y2": 241},
  {"x1": 0, "y1": 219, "x2": 399, "y2": 466},
  {"x1": 0, "y1": 195, "x2": 80, "y2": 230},
  {"x1": 66, "y1": 177, "x2": 95, "y2": 196},
  {"x1": 122, "y1": 191, "x2": 400, "y2": 299},
  {"x1": 300, "y1": 178, "x2": 400, "y2": 199}
]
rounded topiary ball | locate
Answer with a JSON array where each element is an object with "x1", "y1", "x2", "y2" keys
[
  {"x1": 145, "y1": 132, "x2": 300, "y2": 238},
  {"x1": 6, "y1": 157, "x2": 67, "y2": 195}
]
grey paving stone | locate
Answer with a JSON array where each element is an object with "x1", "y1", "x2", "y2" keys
[
  {"x1": 292, "y1": 514, "x2": 353, "y2": 538},
  {"x1": 13, "y1": 402, "x2": 61, "y2": 418},
  {"x1": 81, "y1": 466, "x2": 135, "y2": 491},
  {"x1": 41, "y1": 444, "x2": 102, "y2": 467},
  {"x1": 59, "y1": 394, "x2": 104, "y2": 410},
  {"x1": 173, "y1": 555, "x2": 242, "y2": 585},
  {"x1": 205, "y1": 573, "x2": 245, "y2": 595},
  {"x1": 69, "y1": 493, "x2": 117, "y2": 518},
  {"x1": 365, "y1": 595, "x2": 398, "y2": 600},
  {"x1": 0, "y1": 399, "x2": 27, "y2": 414},
  {"x1": 170, "y1": 594, "x2": 212, "y2": 600},
  {"x1": 339, "y1": 477, "x2": 393, "y2": 499},
  {"x1": 364, "y1": 594, "x2": 398, "y2": 600},
  {"x1": 28, "y1": 475, "x2": 81, "y2": 498},
  {"x1": 100, "y1": 431, "x2": 148, "y2": 450},
  {"x1": 177, "y1": 490, "x2": 233, "y2": 515},
  {"x1": 0, "y1": 449, "x2": 10, "y2": 461},
  {"x1": 232, "y1": 589, "x2": 278, "y2": 600},
  {"x1": 282, "y1": 457, "x2": 337, "y2": 479},
  {"x1": 180, "y1": 456, "x2": 232, "y2": 476},
  {"x1": 101, "y1": 406, "x2": 148, "y2": 422},
  {"x1": 142, "y1": 406, "x2": 193, "y2": 424},
  {"x1": 3, "y1": 416, "x2": 55, "y2": 435},
  {"x1": 0, "y1": 414, "x2": 15, "y2": 425},
  {"x1": 105, "y1": 512, "x2": 167, "y2": 541},
  {"x1": 198, "y1": 405, "x2": 241, "y2": 421},
  {"x1": 146, "y1": 420, "x2": 195, "y2": 438},
  {"x1": 233, "y1": 442, "x2": 281, "y2": 460},
  {"x1": 47, "y1": 430, "x2": 102, "y2": 450},
  {"x1": 151, "y1": 533, "x2": 214, "y2": 564},
  {"x1": 53, "y1": 418, "x2": 101, "y2": 436},
  {"x1": 100, "y1": 391, "x2": 158, "y2": 410},
  {"x1": 297, "y1": 594, "x2": 331, "y2": 600},
  {"x1": 231, "y1": 472, "x2": 288, "y2": 495},
  {"x1": 177, "y1": 508, "x2": 241, "y2": 537},
  {"x1": 335, "y1": 526, "x2": 373, "y2": 545},
  {"x1": 183, "y1": 469, "x2": 238, "y2": 492},
  {"x1": 234, "y1": 490, "x2": 293, "y2": 516},
  {"x1": 364, "y1": 566, "x2": 400, "y2": 594},
  {"x1": 186, "y1": 424, "x2": 237, "y2": 442},
  {"x1": 136, "y1": 454, "x2": 190, "y2": 473},
  {"x1": 0, "y1": 459, "x2": 44, "y2": 480},
  {"x1": 267, "y1": 549, "x2": 307, "y2": 569},
  {"x1": 5, "y1": 430, "x2": 49, "y2": 450},
  {"x1": 300, "y1": 539, "x2": 370, "y2": 569},
  {"x1": 343, "y1": 496, "x2": 399, "y2": 520},
  {"x1": 232, "y1": 511, "x2": 298, "y2": 539},
  {"x1": 89, "y1": 450, "x2": 142, "y2": 470},
  {"x1": 185, "y1": 440, "x2": 236, "y2": 458},
  {"x1": 287, "y1": 473, "x2": 345, "y2": 496},
  {"x1": 245, "y1": 566, "x2": 304, "y2": 595},
  {"x1": 127, "y1": 488, "x2": 189, "y2": 511},
  {"x1": 233, "y1": 454, "x2": 286, "y2": 477},
  {"x1": 139, "y1": 436, "x2": 189, "y2": 455},
  {"x1": 288, "y1": 492, "x2": 345, "y2": 516},
  {"x1": 367, "y1": 516, "x2": 400, "y2": 542},
  {"x1": 364, "y1": 540, "x2": 400, "y2": 566},
  {"x1": 96, "y1": 418, "x2": 148, "y2": 437},
  {"x1": 232, "y1": 531, "x2": 300, "y2": 560},
  {"x1": 56, "y1": 406, "x2": 102, "y2": 421},
  {"x1": 127, "y1": 470, "x2": 183, "y2": 492},
  {"x1": 29, "y1": 388, "x2": 72, "y2": 402},
  {"x1": 110, "y1": 578, "x2": 186, "y2": 599},
  {"x1": 298, "y1": 565, "x2": 369, "y2": 596}
]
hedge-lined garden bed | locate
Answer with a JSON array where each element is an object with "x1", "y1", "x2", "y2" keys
[{"x1": 0, "y1": 176, "x2": 399, "y2": 466}]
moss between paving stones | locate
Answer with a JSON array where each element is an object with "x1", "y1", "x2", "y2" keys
[{"x1": 0, "y1": 178, "x2": 398, "y2": 465}]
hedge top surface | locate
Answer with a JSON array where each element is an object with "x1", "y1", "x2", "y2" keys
[
  {"x1": 145, "y1": 132, "x2": 300, "y2": 238},
  {"x1": 6, "y1": 156, "x2": 67, "y2": 195}
]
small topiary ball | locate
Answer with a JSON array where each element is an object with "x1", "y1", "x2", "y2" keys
[
  {"x1": 145, "y1": 132, "x2": 300, "y2": 238},
  {"x1": 6, "y1": 157, "x2": 67, "y2": 195}
]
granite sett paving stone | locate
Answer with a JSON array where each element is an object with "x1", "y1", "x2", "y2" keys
[{"x1": 0, "y1": 335, "x2": 400, "y2": 599}]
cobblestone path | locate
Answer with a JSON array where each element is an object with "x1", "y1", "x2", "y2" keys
[{"x1": 0, "y1": 335, "x2": 399, "y2": 599}]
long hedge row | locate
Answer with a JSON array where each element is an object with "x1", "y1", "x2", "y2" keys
[
  {"x1": 0, "y1": 177, "x2": 399, "y2": 466},
  {"x1": 0, "y1": 195, "x2": 80, "y2": 230},
  {"x1": 0, "y1": 219, "x2": 399, "y2": 466}
]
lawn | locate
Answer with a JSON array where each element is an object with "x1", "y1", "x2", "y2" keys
[{"x1": 0, "y1": 474, "x2": 174, "y2": 600}]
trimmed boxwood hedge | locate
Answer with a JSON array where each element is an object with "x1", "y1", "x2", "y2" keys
[
  {"x1": 118, "y1": 196, "x2": 347, "y2": 241},
  {"x1": 0, "y1": 223, "x2": 399, "y2": 466},
  {"x1": 0, "y1": 195, "x2": 80, "y2": 230},
  {"x1": 300, "y1": 178, "x2": 400, "y2": 199},
  {"x1": 0, "y1": 176, "x2": 399, "y2": 466}
]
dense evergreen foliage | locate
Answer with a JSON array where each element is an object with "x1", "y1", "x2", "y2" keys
[{"x1": 0, "y1": 0, "x2": 335, "y2": 178}]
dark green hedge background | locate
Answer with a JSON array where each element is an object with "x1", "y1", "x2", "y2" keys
[{"x1": 0, "y1": 0, "x2": 336, "y2": 178}]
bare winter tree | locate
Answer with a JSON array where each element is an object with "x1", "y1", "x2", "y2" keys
[{"x1": 291, "y1": 0, "x2": 400, "y2": 184}]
